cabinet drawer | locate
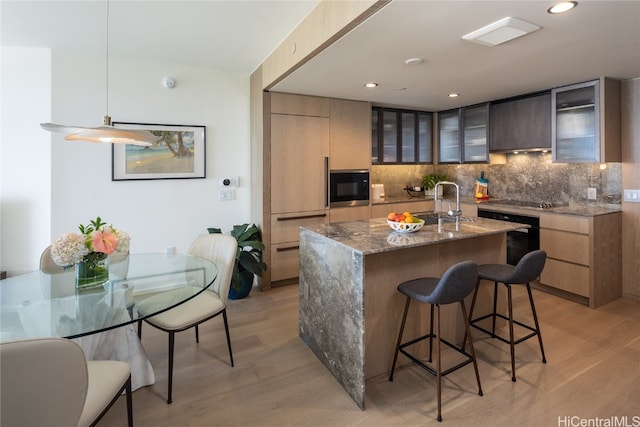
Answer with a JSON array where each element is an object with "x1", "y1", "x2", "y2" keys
[
  {"x1": 270, "y1": 243, "x2": 300, "y2": 282},
  {"x1": 540, "y1": 213, "x2": 589, "y2": 234},
  {"x1": 271, "y1": 211, "x2": 328, "y2": 244},
  {"x1": 540, "y1": 258, "x2": 589, "y2": 297},
  {"x1": 540, "y1": 229, "x2": 589, "y2": 265}
]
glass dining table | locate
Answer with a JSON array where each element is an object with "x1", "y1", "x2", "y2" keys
[{"x1": 0, "y1": 253, "x2": 217, "y2": 390}]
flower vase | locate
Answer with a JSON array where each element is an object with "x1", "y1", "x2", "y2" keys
[{"x1": 75, "y1": 252, "x2": 109, "y2": 290}]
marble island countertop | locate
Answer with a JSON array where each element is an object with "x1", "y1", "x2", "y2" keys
[{"x1": 302, "y1": 217, "x2": 527, "y2": 255}]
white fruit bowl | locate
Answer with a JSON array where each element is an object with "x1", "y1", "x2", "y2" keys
[{"x1": 387, "y1": 219, "x2": 425, "y2": 233}]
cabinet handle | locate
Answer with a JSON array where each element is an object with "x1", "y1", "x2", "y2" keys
[
  {"x1": 276, "y1": 245, "x2": 299, "y2": 252},
  {"x1": 324, "y1": 156, "x2": 329, "y2": 208},
  {"x1": 277, "y1": 213, "x2": 327, "y2": 221}
]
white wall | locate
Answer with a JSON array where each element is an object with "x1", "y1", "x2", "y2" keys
[
  {"x1": 1, "y1": 48, "x2": 52, "y2": 274},
  {"x1": 1, "y1": 48, "x2": 252, "y2": 275}
]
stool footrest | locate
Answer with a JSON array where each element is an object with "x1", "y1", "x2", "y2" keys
[
  {"x1": 399, "y1": 334, "x2": 474, "y2": 377},
  {"x1": 470, "y1": 313, "x2": 539, "y2": 345}
]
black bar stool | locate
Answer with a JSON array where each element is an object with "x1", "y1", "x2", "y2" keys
[
  {"x1": 467, "y1": 250, "x2": 547, "y2": 382},
  {"x1": 389, "y1": 261, "x2": 483, "y2": 422}
]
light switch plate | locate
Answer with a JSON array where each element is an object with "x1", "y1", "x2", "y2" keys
[
  {"x1": 624, "y1": 189, "x2": 640, "y2": 203},
  {"x1": 587, "y1": 187, "x2": 597, "y2": 200},
  {"x1": 218, "y1": 189, "x2": 235, "y2": 200}
]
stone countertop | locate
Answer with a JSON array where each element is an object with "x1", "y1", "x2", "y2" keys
[
  {"x1": 468, "y1": 197, "x2": 621, "y2": 217},
  {"x1": 371, "y1": 194, "x2": 621, "y2": 217},
  {"x1": 301, "y1": 217, "x2": 526, "y2": 255},
  {"x1": 371, "y1": 194, "x2": 436, "y2": 205}
]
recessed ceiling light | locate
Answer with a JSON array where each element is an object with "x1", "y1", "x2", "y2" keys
[
  {"x1": 364, "y1": 82, "x2": 378, "y2": 88},
  {"x1": 547, "y1": 1, "x2": 578, "y2": 14},
  {"x1": 462, "y1": 17, "x2": 541, "y2": 47},
  {"x1": 448, "y1": 93, "x2": 459, "y2": 98},
  {"x1": 404, "y1": 58, "x2": 424, "y2": 65}
]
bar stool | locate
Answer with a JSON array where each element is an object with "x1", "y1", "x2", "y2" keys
[
  {"x1": 467, "y1": 250, "x2": 547, "y2": 382},
  {"x1": 389, "y1": 261, "x2": 483, "y2": 422}
]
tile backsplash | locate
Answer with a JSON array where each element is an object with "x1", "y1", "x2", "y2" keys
[{"x1": 371, "y1": 152, "x2": 621, "y2": 208}]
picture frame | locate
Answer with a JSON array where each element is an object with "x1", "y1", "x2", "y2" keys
[{"x1": 112, "y1": 122, "x2": 206, "y2": 181}]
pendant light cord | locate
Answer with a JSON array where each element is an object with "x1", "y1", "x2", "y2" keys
[{"x1": 104, "y1": 0, "x2": 110, "y2": 125}]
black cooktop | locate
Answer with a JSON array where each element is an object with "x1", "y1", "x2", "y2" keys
[{"x1": 487, "y1": 199, "x2": 557, "y2": 209}]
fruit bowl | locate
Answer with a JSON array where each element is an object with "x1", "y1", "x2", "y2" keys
[{"x1": 387, "y1": 219, "x2": 425, "y2": 233}]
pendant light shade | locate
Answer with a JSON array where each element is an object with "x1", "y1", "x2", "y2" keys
[
  {"x1": 40, "y1": 1, "x2": 158, "y2": 147},
  {"x1": 41, "y1": 117, "x2": 158, "y2": 146}
]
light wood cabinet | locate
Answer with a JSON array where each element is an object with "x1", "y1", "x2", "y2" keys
[
  {"x1": 330, "y1": 99, "x2": 371, "y2": 170},
  {"x1": 461, "y1": 202, "x2": 478, "y2": 217},
  {"x1": 539, "y1": 211, "x2": 621, "y2": 308},
  {"x1": 264, "y1": 93, "x2": 371, "y2": 288},
  {"x1": 370, "y1": 200, "x2": 435, "y2": 219},
  {"x1": 271, "y1": 114, "x2": 329, "y2": 213},
  {"x1": 329, "y1": 206, "x2": 370, "y2": 223},
  {"x1": 265, "y1": 93, "x2": 331, "y2": 287}
]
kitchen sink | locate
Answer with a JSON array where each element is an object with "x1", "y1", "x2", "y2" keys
[{"x1": 415, "y1": 212, "x2": 472, "y2": 225}]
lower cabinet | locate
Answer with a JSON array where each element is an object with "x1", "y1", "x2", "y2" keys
[
  {"x1": 329, "y1": 206, "x2": 370, "y2": 223},
  {"x1": 269, "y1": 210, "x2": 328, "y2": 284},
  {"x1": 539, "y1": 212, "x2": 621, "y2": 308}
]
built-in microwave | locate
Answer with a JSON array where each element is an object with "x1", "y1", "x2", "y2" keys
[{"x1": 329, "y1": 170, "x2": 370, "y2": 207}]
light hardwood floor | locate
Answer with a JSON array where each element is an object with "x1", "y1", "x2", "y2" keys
[{"x1": 101, "y1": 283, "x2": 640, "y2": 426}]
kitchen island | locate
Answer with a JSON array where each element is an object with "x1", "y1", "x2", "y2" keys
[{"x1": 299, "y1": 216, "x2": 529, "y2": 409}]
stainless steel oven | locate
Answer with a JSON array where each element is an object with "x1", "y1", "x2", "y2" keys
[
  {"x1": 329, "y1": 170, "x2": 369, "y2": 207},
  {"x1": 477, "y1": 208, "x2": 540, "y2": 266}
]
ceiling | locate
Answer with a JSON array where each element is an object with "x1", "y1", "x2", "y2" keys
[
  {"x1": 2, "y1": 1, "x2": 639, "y2": 112},
  {"x1": 273, "y1": 0, "x2": 640, "y2": 110},
  {"x1": 0, "y1": 0, "x2": 319, "y2": 72}
]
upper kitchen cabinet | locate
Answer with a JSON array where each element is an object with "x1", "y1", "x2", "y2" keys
[
  {"x1": 330, "y1": 99, "x2": 371, "y2": 170},
  {"x1": 490, "y1": 92, "x2": 551, "y2": 153},
  {"x1": 552, "y1": 78, "x2": 621, "y2": 163},
  {"x1": 438, "y1": 103, "x2": 489, "y2": 164},
  {"x1": 372, "y1": 107, "x2": 433, "y2": 164}
]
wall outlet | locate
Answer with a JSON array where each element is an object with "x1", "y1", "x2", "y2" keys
[
  {"x1": 624, "y1": 189, "x2": 640, "y2": 203},
  {"x1": 587, "y1": 187, "x2": 597, "y2": 200},
  {"x1": 219, "y1": 189, "x2": 235, "y2": 200}
]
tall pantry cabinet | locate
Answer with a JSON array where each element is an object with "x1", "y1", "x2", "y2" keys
[
  {"x1": 266, "y1": 93, "x2": 330, "y2": 288},
  {"x1": 263, "y1": 93, "x2": 371, "y2": 289}
]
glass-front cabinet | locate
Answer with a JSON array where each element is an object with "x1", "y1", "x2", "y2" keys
[
  {"x1": 552, "y1": 78, "x2": 621, "y2": 163},
  {"x1": 438, "y1": 103, "x2": 488, "y2": 164},
  {"x1": 372, "y1": 107, "x2": 432, "y2": 164},
  {"x1": 463, "y1": 104, "x2": 489, "y2": 162},
  {"x1": 438, "y1": 109, "x2": 460, "y2": 163},
  {"x1": 552, "y1": 80, "x2": 599, "y2": 162}
]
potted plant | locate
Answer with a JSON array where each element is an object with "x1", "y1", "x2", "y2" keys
[
  {"x1": 422, "y1": 173, "x2": 448, "y2": 197},
  {"x1": 207, "y1": 223, "x2": 267, "y2": 300}
]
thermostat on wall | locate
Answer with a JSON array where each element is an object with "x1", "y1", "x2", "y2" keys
[{"x1": 220, "y1": 176, "x2": 239, "y2": 188}]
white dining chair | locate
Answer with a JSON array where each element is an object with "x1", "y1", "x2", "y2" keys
[
  {"x1": 137, "y1": 233, "x2": 237, "y2": 403},
  {"x1": 39, "y1": 246, "x2": 155, "y2": 391},
  {"x1": 0, "y1": 337, "x2": 133, "y2": 427}
]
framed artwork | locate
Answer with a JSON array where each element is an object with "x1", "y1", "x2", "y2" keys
[{"x1": 111, "y1": 122, "x2": 206, "y2": 181}]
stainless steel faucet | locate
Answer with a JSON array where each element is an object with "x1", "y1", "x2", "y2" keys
[{"x1": 434, "y1": 181, "x2": 462, "y2": 226}]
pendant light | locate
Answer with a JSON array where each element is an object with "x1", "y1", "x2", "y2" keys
[{"x1": 40, "y1": 0, "x2": 159, "y2": 146}]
